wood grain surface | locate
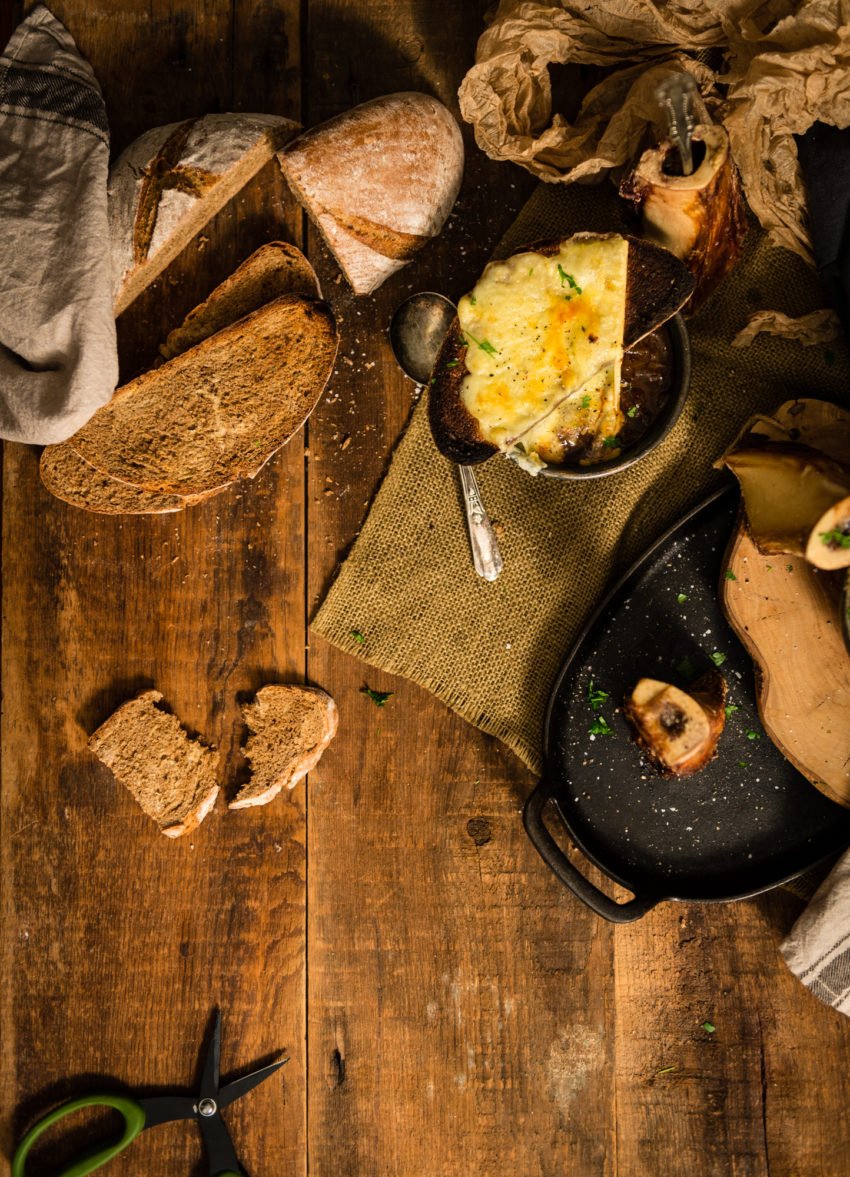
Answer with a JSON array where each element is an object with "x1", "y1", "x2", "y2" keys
[{"x1": 3, "y1": 3, "x2": 850, "y2": 1177}]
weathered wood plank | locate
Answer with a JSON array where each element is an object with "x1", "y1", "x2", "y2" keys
[
  {"x1": 1, "y1": 2, "x2": 307, "y2": 1174},
  {"x1": 301, "y1": 4, "x2": 612, "y2": 1174}
]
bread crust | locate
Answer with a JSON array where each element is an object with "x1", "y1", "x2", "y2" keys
[
  {"x1": 279, "y1": 93, "x2": 463, "y2": 294},
  {"x1": 110, "y1": 113, "x2": 301, "y2": 316},
  {"x1": 428, "y1": 233, "x2": 694, "y2": 466}
]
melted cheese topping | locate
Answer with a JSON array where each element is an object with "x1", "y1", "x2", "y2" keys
[
  {"x1": 457, "y1": 237, "x2": 628, "y2": 452},
  {"x1": 517, "y1": 361, "x2": 622, "y2": 468}
]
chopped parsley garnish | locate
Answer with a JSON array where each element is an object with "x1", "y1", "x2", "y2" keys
[
  {"x1": 602, "y1": 435, "x2": 621, "y2": 449},
  {"x1": 469, "y1": 294, "x2": 477, "y2": 305},
  {"x1": 445, "y1": 359, "x2": 460, "y2": 369},
  {"x1": 701, "y1": 1021, "x2": 716, "y2": 1034},
  {"x1": 589, "y1": 716, "x2": 613, "y2": 736},
  {"x1": 724, "y1": 703, "x2": 739, "y2": 718},
  {"x1": 656, "y1": 1066, "x2": 677, "y2": 1075},
  {"x1": 350, "y1": 630, "x2": 366, "y2": 644},
  {"x1": 626, "y1": 406, "x2": 638, "y2": 418},
  {"x1": 557, "y1": 264, "x2": 582, "y2": 294},
  {"x1": 738, "y1": 759, "x2": 748, "y2": 768},
  {"x1": 677, "y1": 592, "x2": 688, "y2": 604},
  {"x1": 746, "y1": 729, "x2": 761, "y2": 741},
  {"x1": 587, "y1": 681, "x2": 609, "y2": 710},
  {"x1": 820, "y1": 528, "x2": 850, "y2": 549},
  {"x1": 361, "y1": 686, "x2": 393, "y2": 707},
  {"x1": 710, "y1": 651, "x2": 727, "y2": 667},
  {"x1": 725, "y1": 569, "x2": 737, "y2": 581},
  {"x1": 463, "y1": 330, "x2": 499, "y2": 356},
  {"x1": 676, "y1": 656, "x2": 698, "y2": 683},
  {"x1": 581, "y1": 394, "x2": 592, "y2": 409},
  {"x1": 786, "y1": 563, "x2": 794, "y2": 572}
]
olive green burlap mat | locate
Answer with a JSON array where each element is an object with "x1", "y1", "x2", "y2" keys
[{"x1": 312, "y1": 182, "x2": 850, "y2": 778}]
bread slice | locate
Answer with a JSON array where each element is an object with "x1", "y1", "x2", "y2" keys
[
  {"x1": 229, "y1": 685, "x2": 338, "y2": 809},
  {"x1": 89, "y1": 690, "x2": 219, "y2": 838},
  {"x1": 158, "y1": 241, "x2": 320, "y2": 362},
  {"x1": 428, "y1": 233, "x2": 694, "y2": 465},
  {"x1": 279, "y1": 93, "x2": 463, "y2": 294},
  {"x1": 69, "y1": 295, "x2": 338, "y2": 496},
  {"x1": 41, "y1": 244, "x2": 321, "y2": 513},
  {"x1": 110, "y1": 113, "x2": 301, "y2": 316}
]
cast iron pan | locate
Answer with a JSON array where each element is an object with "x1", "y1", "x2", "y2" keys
[{"x1": 524, "y1": 487, "x2": 850, "y2": 923}]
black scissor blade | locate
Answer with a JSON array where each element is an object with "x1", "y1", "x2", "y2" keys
[
  {"x1": 138, "y1": 1094, "x2": 198, "y2": 1129},
  {"x1": 198, "y1": 1109, "x2": 243, "y2": 1176},
  {"x1": 218, "y1": 1058, "x2": 288, "y2": 1109},
  {"x1": 200, "y1": 1009, "x2": 222, "y2": 1102}
]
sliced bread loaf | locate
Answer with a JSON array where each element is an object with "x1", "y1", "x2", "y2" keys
[
  {"x1": 279, "y1": 93, "x2": 463, "y2": 294},
  {"x1": 89, "y1": 690, "x2": 219, "y2": 838},
  {"x1": 68, "y1": 294, "x2": 338, "y2": 496},
  {"x1": 229, "y1": 684, "x2": 338, "y2": 809},
  {"x1": 158, "y1": 241, "x2": 320, "y2": 362},
  {"x1": 110, "y1": 113, "x2": 301, "y2": 316}
]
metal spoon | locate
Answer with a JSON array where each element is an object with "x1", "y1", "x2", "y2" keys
[{"x1": 389, "y1": 291, "x2": 504, "y2": 582}]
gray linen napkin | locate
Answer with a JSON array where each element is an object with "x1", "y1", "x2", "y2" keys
[
  {"x1": 0, "y1": 4, "x2": 117, "y2": 444},
  {"x1": 782, "y1": 851, "x2": 850, "y2": 1015}
]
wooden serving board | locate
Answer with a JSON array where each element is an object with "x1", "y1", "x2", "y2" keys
[{"x1": 722, "y1": 399, "x2": 850, "y2": 807}]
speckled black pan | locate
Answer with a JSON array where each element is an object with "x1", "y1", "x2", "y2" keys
[{"x1": 524, "y1": 486, "x2": 850, "y2": 922}]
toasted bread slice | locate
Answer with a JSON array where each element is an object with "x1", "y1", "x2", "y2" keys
[
  {"x1": 89, "y1": 690, "x2": 219, "y2": 838},
  {"x1": 68, "y1": 295, "x2": 338, "y2": 496},
  {"x1": 229, "y1": 684, "x2": 338, "y2": 809},
  {"x1": 429, "y1": 234, "x2": 693, "y2": 465},
  {"x1": 158, "y1": 241, "x2": 320, "y2": 362}
]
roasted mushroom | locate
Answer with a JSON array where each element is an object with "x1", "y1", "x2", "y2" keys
[
  {"x1": 624, "y1": 670, "x2": 727, "y2": 777},
  {"x1": 717, "y1": 439, "x2": 850, "y2": 557},
  {"x1": 620, "y1": 125, "x2": 747, "y2": 309},
  {"x1": 806, "y1": 495, "x2": 850, "y2": 570}
]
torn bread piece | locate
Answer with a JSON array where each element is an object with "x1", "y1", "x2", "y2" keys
[
  {"x1": 230, "y1": 684, "x2": 338, "y2": 809},
  {"x1": 88, "y1": 690, "x2": 219, "y2": 837},
  {"x1": 624, "y1": 671, "x2": 727, "y2": 777},
  {"x1": 110, "y1": 113, "x2": 301, "y2": 316}
]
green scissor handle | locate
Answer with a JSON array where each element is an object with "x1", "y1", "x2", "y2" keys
[{"x1": 12, "y1": 1094, "x2": 146, "y2": 1177}]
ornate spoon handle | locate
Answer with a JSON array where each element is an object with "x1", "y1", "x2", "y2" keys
[{"x1": 458, "y1": 464, "x2": 504, "y2": 582}]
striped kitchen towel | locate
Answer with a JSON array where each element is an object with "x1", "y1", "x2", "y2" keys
[
  {"x1": 0, "y1": 4, "x2": 116, "y2": 444},
  {"x1": 782, "y1": 850, "x2": 850, "y2": 1015}
]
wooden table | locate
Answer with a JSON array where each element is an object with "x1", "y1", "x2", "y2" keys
[{"x1": 3, "y1": 3, "x2": 850, "y2": 1174}]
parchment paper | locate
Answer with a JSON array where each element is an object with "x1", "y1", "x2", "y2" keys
[{"x1": 459, "y1": 0, "x2": 850, "y2": 264}]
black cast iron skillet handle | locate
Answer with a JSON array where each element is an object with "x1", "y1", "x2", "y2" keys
[{"x1": 523, "y1": 781, "x2": 661, "y2": 923}]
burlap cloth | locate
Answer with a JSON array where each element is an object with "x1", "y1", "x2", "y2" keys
[{"x1": 312, "y1": 182, "x2": 850, "y2": 781}]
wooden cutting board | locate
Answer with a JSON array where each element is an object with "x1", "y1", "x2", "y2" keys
[{"x1": 722, "y1": 399, "x2": 850, "y2": 807}]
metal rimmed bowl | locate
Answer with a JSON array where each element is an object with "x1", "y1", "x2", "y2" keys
[{"x1": 537, "y1": 313, "x2": 691, "y2": 481}]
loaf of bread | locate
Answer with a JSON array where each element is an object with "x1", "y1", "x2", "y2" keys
[
  {"x1": 89, "y1": 690, "x2": 219, "y2": 838},
  {"x1": 110, "y1": 113, "x2": 300, "y2": 315},
  {"x1": 278, "y1": 93, "x2": 464, "y2": 295},
  {"x1": 66, "y1": 294, "x2": 337, "y2": 496},
  {"x1": 229, "y1": 684, "x2": 338, "y2": 809}
]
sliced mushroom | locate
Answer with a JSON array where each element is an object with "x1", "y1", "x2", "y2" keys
[
  {"x1": 718, "y1": 440, "x2": 850, "y2": 556},
  {"x1": 806, "y1": 495, "x2": 850, "y2": 570},
  {"x1": 624, "y1": 670, "x2": 727, "y2": 777},
  {"x1": 620, "y1": 124, "x2": 747, "y2": 309}
]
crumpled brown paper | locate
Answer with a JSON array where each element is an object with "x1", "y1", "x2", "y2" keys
[
  {"x1": 731, "y1": 307, "x2": 842, "y2": 347},
  {"x1": 459, "y1": 0, "x2": 850, "y2": 264}
]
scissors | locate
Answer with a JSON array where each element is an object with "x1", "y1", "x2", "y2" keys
[{"x1": 12, "y1": 1009, "x2": 287, "y2": 1177}]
